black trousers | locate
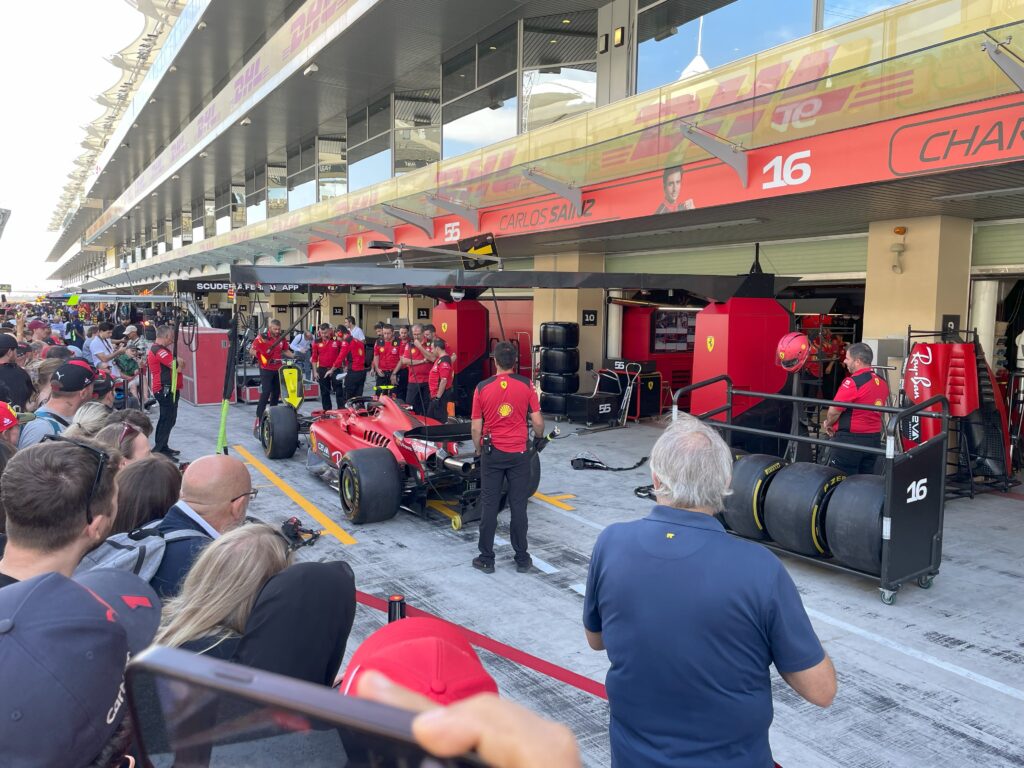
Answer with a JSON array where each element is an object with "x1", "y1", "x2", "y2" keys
[
  {"x1": 153, "y1": 389, "x2": 179, "y2": 452},
  {"x1": 256, "y1": 368, "x2": 281, "y2": 420},
  {"x1": 394, "y1": 368, "x2": 409, "y2": 402},
  {"x1": 316, "y1": 367, "x2": 335, "y2": 410},
  {"x1": 829, "y1": 431, "x2": 881, "y2": 475},
  {"x1": 477, "y1": 447, "x2": 532, "y2": 565},
  {"x1": 406, "y1": 381, "x2": 430, "y2": 415},
  {"x1": 344, "y1": 370, "x2": 366, "y2": 401},
  {"x1": 427, "y1": 391, "x2": 453, "y2": 421}
]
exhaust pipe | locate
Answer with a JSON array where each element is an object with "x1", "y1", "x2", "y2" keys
[{"x1": 443, "y1": 456, "x2": 478, "y2": 475}]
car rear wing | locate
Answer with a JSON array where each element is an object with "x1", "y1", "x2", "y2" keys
[{"x1": 401, "y1": 423, "x2": 474, "y2": 443}]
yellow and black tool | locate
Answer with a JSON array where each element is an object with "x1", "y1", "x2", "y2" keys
[{"x1": 279, "y1": 362, "x2": 304, "y2": 409}]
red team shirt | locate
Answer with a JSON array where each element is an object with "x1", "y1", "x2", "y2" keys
[
  {"x1": 346, "y1": 337, "x2": 366, "y2": 371},
  {"x1": 472, "y1": 373, "x2": 540, "y2": 452},
  {"x1": 375, "y1": 339, "x2": 401, "y2": 371},
  {"x1": 251, "y1": 333, "x2": 286, "y2": 371},
  {"x1": 312, "y1": 337, "x2": 343, "y2": 368},
  {"x1": 833, "y1": 369, "x2": 888, "y2": 433},
  {"x1": 429, "y1": 354, "x2": 453, "y2": 398},
  {"x1": 147, "y1": 344, "x2": 183, "y2": 391},
  {"x1": 405, "y1": 341, "x2": 431, "y2": 383}
]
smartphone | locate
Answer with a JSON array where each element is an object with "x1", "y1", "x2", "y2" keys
[{"x1": 127, "y1": 646, "x2": 485, "y2": 768}]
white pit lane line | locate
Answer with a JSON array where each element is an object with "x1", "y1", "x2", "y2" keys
[{"x1": 493, "y1": 535, "x2": 559, "y2": 574}]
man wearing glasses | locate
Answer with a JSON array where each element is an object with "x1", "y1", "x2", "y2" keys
[
  {"x1": 0, "y1": 437, "x2": 122, "y2": 587},
  {"x1": 149, "y1": 454, "x2": 257, "y2": 598},
  {"x1": 18, "y1": 361, "x2": 96, "y2": 449}
]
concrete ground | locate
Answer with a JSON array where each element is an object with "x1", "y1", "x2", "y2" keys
[{"x1": 163, "y1": 395, "x2": 1024, "y2": 768}]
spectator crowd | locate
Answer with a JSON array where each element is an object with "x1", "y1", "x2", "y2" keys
[{"x1": 0, "y1": 300, "x2": 833, "y2": 767}]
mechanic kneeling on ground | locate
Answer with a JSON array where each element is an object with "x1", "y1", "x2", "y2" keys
[
  {"x1": 312, "y1": 323, "x2": 343, "y2": 411},
  {"x1": 822, "y1": 341, "x2": 889, "y2": 475},
  {"x1": 428, "y1": 338, "x2": 454, "y2": 421},
  {"x1": 372, "y1": 323, "x2": 402, "y2": 396},
  {"x1": 250, "y1": 318, "x2": 294, "y2": 430},
  {"x1": 472, "y1": 341, "x2": 545, "y2": 575}
]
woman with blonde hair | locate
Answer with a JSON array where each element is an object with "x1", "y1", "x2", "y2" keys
[
  {"x1": 156, "y1": 523, "x2": 290, "y2": 657},
  {"x1": 157, "y1": 522, "x2": 358, "y2": 686},
  {"x1": 26, "y1": 358, "x2": 62, "y2": 411},
  {"x1": 64, "y1": 401, "x2": 114, "y2": 439}
]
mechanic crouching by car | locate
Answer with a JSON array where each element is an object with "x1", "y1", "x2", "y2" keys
[
  {"x1": 312, "y1": 323, "x2": 343, "y2": 410},
  {"x1": 372, "y1": 324, "x2": 402, "y2": 396},
  {"x1": 250, "y1": 319, "x2": 294, "y2": 433},
  {"x1": 472, "y1": 341, "x2": 545, "y2": 575}
]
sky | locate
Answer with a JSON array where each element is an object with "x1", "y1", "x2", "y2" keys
[{"x1": 0, "y1": 1, "x2": 143, "y2": 292}]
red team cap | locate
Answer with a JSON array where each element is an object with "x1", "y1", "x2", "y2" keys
[
  {"x1": 0, "y1": 401, "x2": 34, "y2": 432},
  {"x1": 339, "y1": 616, "x2": 498, "y2": 705},
  {"x1": 776, "y1": 332, "x2": 811, "y2": 373}
]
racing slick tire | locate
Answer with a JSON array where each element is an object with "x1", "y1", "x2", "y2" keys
[
  {"x1": 262, "y1": 405, "x2": 299, "y2": 460},
  {"x1": 339, "y1": 447, "x2": 401, "y2": 524}
]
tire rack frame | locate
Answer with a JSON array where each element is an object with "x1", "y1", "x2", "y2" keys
[{"x1": 672, "y1": 375, "x2": 950, "y2": 604}]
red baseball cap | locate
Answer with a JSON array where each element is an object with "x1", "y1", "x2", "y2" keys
[
  {"x1": 340, "y1": 616, "x2": 498, "y2": 705},
  {"x1": 0, "y1": 401, "x2": 34, "y2": 433}
]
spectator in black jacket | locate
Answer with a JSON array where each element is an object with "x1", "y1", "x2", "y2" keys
[
  {"x1": 149, "y1": 454, "x2": 254, "y2": 598},
  {"x1": 157, "y1": 523, "x2": 356, "y2": 686}
]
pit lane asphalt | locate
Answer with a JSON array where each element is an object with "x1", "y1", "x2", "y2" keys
[{"x1": 165, "y1": 397, "x2": 1024, "y2": 767}]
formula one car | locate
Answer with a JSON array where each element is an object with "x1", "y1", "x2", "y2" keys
[{"x1": 258, "y1": 365, "x2": 540, "y2": 528}]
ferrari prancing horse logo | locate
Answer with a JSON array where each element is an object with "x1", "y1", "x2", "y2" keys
[
  {"x1": 441, "y1": 322, "x2": 448, "y2": 333},
  {"x1": 706, "y1": 336, "x2": 715, "y2": 352}
]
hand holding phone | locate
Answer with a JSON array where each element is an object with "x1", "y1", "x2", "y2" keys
[{"x1": 356, "y1": 671, "x2": 581, "y2": 768}]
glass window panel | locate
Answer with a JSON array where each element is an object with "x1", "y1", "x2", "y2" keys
[
  {"x1": 521, "y1": 64, "x2": 596, "y2": 133},
  {"x1": 268, "y1": 166, "x2": 288, "y2": 216},
  {"x1": 368, "y1": 96, "x2": 393, "y2": 138},
  {"x1": 523, "y1": 11, "x2": 598, "y2": 69},
  {"x1": 478, "y1": 25, "x2": 518, "y2": 85},
  {"x1": 395, "y1": 126, "x2": 440, "y2": 174},
  {"x1": 348, "y1": 108, "x2": 368, "y2": 146},
  {"x1": 442, "y1": 47, "x2": 476, "y2": 102},
  {"x1": 348, "y1": 133, "x2": 391, "y2": 191},
  {"x1": 636, "y1": 0, "x2": 813, "y2": 94},
  {"x1": 231, "y1": 185, "x2": 246, "y2": 229},
  {"x1": 288, "y1": 178, "x2": 317, "y2": 210},
  {"x1": 246, "y1": 199, "x2": 267, "y2": 224},
  {"x1": 442, "y1": 75, "x2": 517, "y2": 159},
  {"x1": 824, "y1": 0, "x2": 903, "y2": 28},
  {"x1": 318, "y1": 139, "x2": 347, "y2": 201}
]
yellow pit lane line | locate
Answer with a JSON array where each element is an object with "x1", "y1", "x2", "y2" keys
[
  {"x1": 233, "y1": 444, "x2": 357, "y2": 545},
  {"x1": 532, "y1": 491, "x2": 576, "y2": 510}
]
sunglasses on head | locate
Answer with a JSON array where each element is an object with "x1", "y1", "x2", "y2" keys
[{"x1": 40, "y1": 434, "x2": 109, "y2": 525}]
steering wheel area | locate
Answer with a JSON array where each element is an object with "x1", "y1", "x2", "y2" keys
[{"x1": 345, "y1": 396, "x2": 383, "y2": 416}]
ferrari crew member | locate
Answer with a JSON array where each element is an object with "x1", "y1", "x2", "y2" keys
[
  {"x1": 402, "y1": 324, "x2": 432, "y2": 415},
  {"x1": 422, "y1": 324, "x2": 440, "y2": 361},
  {"x1": 822, "y1": 342, "x2": 889, "y2": 475},
  {"x1": 372, "y1": 324, "x2": 402, "y2": 396},
  {"x1": 147, "y1": 325, "x2": 184, "y2": 457},
  {"x1": 312, "y1": 323, "x2": 343, "y2": 410},
  {"x1": 340, "y1": 326, "x2": 368, "y2": 400},
  {"x1": 393, "y1": 325, "x2": 411, "y2": 402},
  {"x1": 427, "y1": 338, "x2": 454, "y2": 421},
  {"x1": 250, "y1": 319, "x2": 294, "y2": 427},
  {"x1": 472, "y1": 341, "x2": 545, "y2": 574}
]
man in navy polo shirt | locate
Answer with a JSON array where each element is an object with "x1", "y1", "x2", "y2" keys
[{"x1": 583, "y1": 415, "x2": 836, "y2": 767}]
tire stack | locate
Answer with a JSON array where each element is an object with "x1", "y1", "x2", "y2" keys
[{"x1": 538, "y1": 322, "x2": 580, "y2": 418}]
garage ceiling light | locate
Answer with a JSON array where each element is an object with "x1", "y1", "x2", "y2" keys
[{"x1": 933, "y1": 186, "x2": 1024, "y2": 202}]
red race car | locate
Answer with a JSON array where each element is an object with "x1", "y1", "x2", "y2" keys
[{"x1": 259, "y1": 395, "x2": 541, "y2": 529}]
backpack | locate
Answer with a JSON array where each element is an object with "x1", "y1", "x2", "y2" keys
[{"x1": 75, "y1": 519, "x2": 208, "y2": 582}]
